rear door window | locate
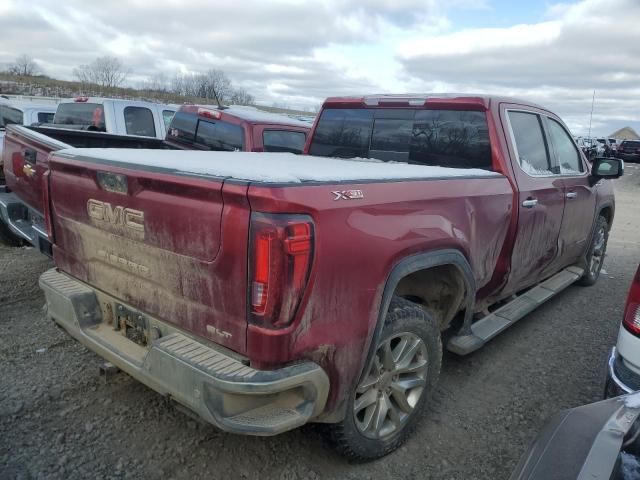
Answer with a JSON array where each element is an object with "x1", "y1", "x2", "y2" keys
[
  {"x1": 508, "y1": 111, "x2": 553, "y2": 175},
  {"x1": 263, "y1": 130, "x2": 306, "y2": 153},
  {"x1": 37, "y1": 112, "x2": 54, "y2": 124},
  {"x1": 54, "y1": 103, "x2": 105, "y2": 131},
  {"x1": 0, "y1": 105, "x2": 23, "y2": 129},
  {"x1": 409, "y1": 110, "x2": 491, "y2": 168},
  {"x1": 309, "y1": 107, "x2": 492, "y2": 169},
  {"x1": 547, "y1": 118, "x2": 583, "y2": 174},
  {"x1": 195, "y1": 120, "x2": 244, "y2": 151},
  {"x1": 124, "y1": 106, "x2": 156, "y2": 137}
]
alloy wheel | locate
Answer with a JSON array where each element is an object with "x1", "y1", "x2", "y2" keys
[{"x1": 353, "y1": 332, "x2": 429, "y2": 439}]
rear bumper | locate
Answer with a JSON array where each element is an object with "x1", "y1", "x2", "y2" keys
[
  {"x1": 0, "y1": 188, "x2": 51, "y2": 254},
  {"x1": 39, "y1": 268, "x2": 330, "y2": 436},
  {"x1": 605, "y1": 347, "x2": 639, "y2": 398}
]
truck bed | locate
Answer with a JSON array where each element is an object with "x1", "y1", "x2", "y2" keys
[{"x1": 54, "y1": 148, "x2": 502, "y2": 183}]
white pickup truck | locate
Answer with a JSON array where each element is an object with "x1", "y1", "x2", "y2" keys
[{"x1": 51, "y1": 97, "x2": 177, "y2": 139}]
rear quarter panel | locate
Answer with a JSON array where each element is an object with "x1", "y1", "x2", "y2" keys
[{"x1": 247, "y1": 175, "x2": 513, "y2": 411}]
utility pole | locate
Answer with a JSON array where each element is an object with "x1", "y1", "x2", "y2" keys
[{"x1": 587, "y1": 90, "x2": 595, "y2": 139}]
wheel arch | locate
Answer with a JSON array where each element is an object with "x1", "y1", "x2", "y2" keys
[{"x1": 359, "y1": 249, "x2": 476, "y2": 384}]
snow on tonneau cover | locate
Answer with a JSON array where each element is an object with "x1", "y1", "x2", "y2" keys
[{"x1": 47, "y1": 148, "x2": 501, "y2": 354}]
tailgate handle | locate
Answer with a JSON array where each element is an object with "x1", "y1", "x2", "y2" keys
[{"x1": 24, "y1": 148, "x2": 37, "y2": 165}]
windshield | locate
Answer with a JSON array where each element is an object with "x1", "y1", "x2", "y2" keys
[
  {"x1": 0, "y1": 105, "x2": 24, "y2": 129},
  {"x1": 309, "y1": 108, "x2": 492, "y2": 169},
  {"x1": 53, "y1": 103, "x2": 106, "y2": 131}
]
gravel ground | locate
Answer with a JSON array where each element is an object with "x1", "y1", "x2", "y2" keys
[{"x1": 1, "y1": 164, "x2": 639, "y2": 479}]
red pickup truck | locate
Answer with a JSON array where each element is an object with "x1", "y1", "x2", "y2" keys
[
  {"x1": 37, "y1": 94, "x2": 622, "y2": 459},
  {"x1": 0, "y1": 105, "x2": 310, "y2": 249}
]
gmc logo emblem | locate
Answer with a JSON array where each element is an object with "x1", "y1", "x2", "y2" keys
[{"x1": 87, "y1": 199, "x2": 145, "y2": 233}]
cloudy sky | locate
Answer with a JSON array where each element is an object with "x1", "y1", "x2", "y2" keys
[{"x1": 1, "y1": 0, "x2": 639, "y2": 136}]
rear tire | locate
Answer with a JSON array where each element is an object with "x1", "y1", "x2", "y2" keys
[
  {"x1": 0, "y1": 220, "x2": 24, "y2": 247},
  {"x1": 326, "y1": 296, "x2": 442, "y2": 461},
  {"x1": 578, "y1": 215, "x2": 609, "y2": 286}
]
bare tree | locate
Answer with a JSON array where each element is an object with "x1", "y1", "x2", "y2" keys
[
  {"x1": 229, "y1": 88, "x2": 255, "y2": 106},
  {"x1": 171, "y1": 69, "x2": 236, "y2": 105},
  {"x1": 74, "y1": 56, "x2": 130, "y2": 89},
  {"x1": 8, "y1": 54, "x2": 40, "y2": 76}
]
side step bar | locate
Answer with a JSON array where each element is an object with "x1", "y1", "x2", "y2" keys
[{"x1": 447, "y1": 266, "x2": 584, "y2": 355}]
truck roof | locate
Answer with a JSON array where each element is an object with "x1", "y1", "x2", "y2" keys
[
  {"x1": 321, "y1": 93, "x2": 548, "y2": 111},
  {"x1": 54, "y1": 148, "x2": 501, "y2": 184},
  {"x1": 179, "y1": 104, "x2": 312, "y2": 128},
  {"x1": 58, "y1": 97, "x2": 175, "y2": 109},
  {"x1": 0, "y1": 100, "x2": 58, "y2": 113}
]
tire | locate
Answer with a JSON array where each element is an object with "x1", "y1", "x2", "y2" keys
[
  {"x1": 327, "y1": 296, "x2": 442, "y2": 461},
  {"x1": 0, "y1": 220, "x2": 24, "y2": 247},
  {"x1": 578, "y1": 215, "x2": 609, "y2": 286}
]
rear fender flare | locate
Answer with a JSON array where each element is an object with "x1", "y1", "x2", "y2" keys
[{"x1": 358, "y1": 249, "x2": 476, "y2": 385}]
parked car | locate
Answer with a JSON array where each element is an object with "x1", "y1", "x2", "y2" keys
[
  {"x1": 576, "y1": 137, "x2": 598, "y2": 161},
  {"x1": 606, "y1": 264, "x2": 640, "y2": 397},
  {"x1": 165, "y1": 104, "x2": 311, "y2": 153},
  {"x1": 50, "y1": 97, "x2": 176, "y2": 139},
  {"x1": 617, "y1": 140, "x2": 640, "y2": 162},
  {"x1": 38, "y1": 94, "x2": 622, "y2": 459},
  {"x1": 0, "y1": 100, "x2": 58, "y2": 167},
  {"x1": 0, "y1": 105, "x2": 310, "y2": 249},
  {"x1": 0, "y1": 125, "x2": 169, "y2": 248},
  {"x1": 509, "y1": 392, "x2": 640, "y2": 480}
]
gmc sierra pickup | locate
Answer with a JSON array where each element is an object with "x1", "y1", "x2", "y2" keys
[
  {"x1": 0, "y1": 105, "x2": 310, "y2": 249},
  {"x1": 37, "y1": 94, "x2": 623, "y2": 460}
]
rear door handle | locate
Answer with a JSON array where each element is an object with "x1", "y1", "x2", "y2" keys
[
  {"x1": 566, "y1": 192, "x2": 578, "y2": 199},
  {"x1": 522, "y1": 198, "x2": 538, "y2": 208}
]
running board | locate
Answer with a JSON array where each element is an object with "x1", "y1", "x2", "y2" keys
[{"x1": 447, "y1": 266, "x2": 584, "y2": 355}]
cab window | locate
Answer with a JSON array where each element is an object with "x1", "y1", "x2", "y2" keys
[
  {"x1": 508, "y1": 111, "x2": 553, "y2": 175},
  {"x1": 547, "y1": 118, "x2": 583, "y2": 174},
  {"x1": 263, "y1": 130, "x2": 306, "y2": 153},
  {"x1": 162, "y1": 110, "x2": 175, "y2": 129},
  {"x1": 195, "y1": 120, "x2": 244, "y2": 151},
  {"x1": 124, "y1": 106, "x2": 156, "y2": 137},
  {"x1": 0, "y1": 105, "x2": 23, "y2": 129}
]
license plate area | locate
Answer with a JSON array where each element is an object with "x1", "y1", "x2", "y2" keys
[{"x1": 113, "y1": 302, "x2": 148, "y2": 346}]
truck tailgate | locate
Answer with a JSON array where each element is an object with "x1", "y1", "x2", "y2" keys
[
  {"x1": 2, "y1": 125, "x2": 70, "y2": 211},
  {"x1": 48, "y1": 150, "x2": 250, "y2": 354}
]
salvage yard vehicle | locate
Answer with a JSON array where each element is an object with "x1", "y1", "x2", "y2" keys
[
  {"x1": 617, "y1": 140, "x2": 640, "y2": 162},
  {"x1": 37, "y1": 94, "x2": 622, "y2": 459},
  {"x1": 51, "y1": 97, "x2": 176, "y2": 139},
  {"x1": 0, "y1": 105, "x2": 310, "y2": 249},
  {"x1": 0, "y1": 126, "x2": 167, "y2": 248},
  {"x1": 509, "y1": 392, "x2": 640, "y2": 480},
  {"x1": 0, "y1": 100, "x2": 57, "y2": 166},
  {"x1": 605, "y1": 263, "x2": 640, "y2": 397},
  {"x1": 166, "y1": 104, "x2": 311, "y2": 153}
]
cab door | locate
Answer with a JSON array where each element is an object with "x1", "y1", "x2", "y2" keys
[
  {"x1": 544, "y1": 116, "x2": 597, "y2": 265},
  {"x1": 501, "y1": 107, "x2": 566, "y2": 294}
]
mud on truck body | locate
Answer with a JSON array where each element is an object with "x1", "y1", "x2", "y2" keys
[{"x1": 37, "y1": 94, "x2": 622, "y2": 459}]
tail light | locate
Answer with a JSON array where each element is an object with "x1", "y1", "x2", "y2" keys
[
  {"x1": 42, "y1": 170, "x2": 54, "y2": 240},
  {"x1": 249, "y1": 213, "x2": 314, "y2": 328},
  {"x1": 622, "y1": 266, "x2": 640, "y2": 335}
]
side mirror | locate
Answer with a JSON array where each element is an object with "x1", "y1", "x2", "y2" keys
[{"x1": 590, "y1": 157, "x2": 624, "y2": 185}]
